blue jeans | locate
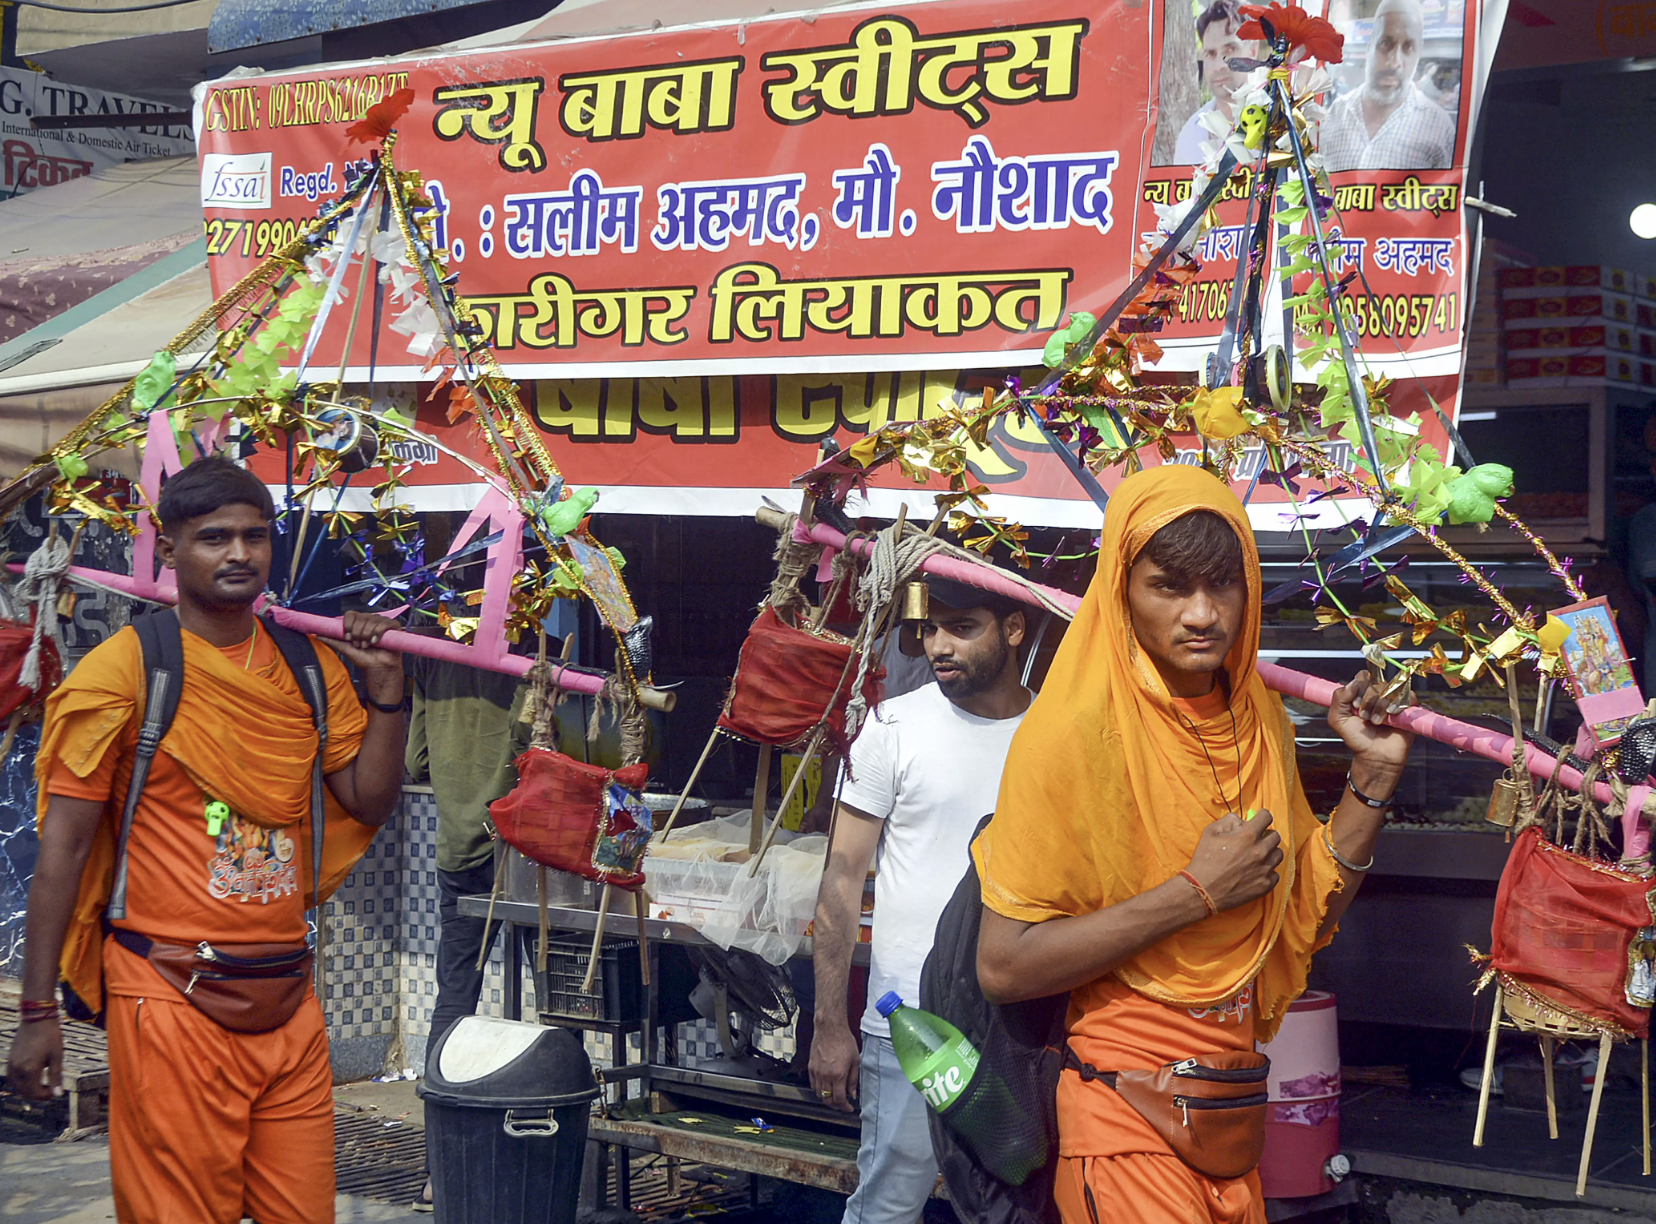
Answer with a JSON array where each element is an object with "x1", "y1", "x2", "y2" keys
[{"x1": 843, "y1": 1034, "x2": 938, "y2": 1224}]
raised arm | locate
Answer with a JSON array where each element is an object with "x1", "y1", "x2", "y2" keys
[{"x1": 322, "y1": 611, "x2": 407, "y2": 826}]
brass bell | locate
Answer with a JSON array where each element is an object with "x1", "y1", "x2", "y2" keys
[
  {"x1": 1486, "y1": 774, "x2": 1522, "y2": 827},
  {"x1": 900, "y1": 580, "x2": 930, "y2": 622}
]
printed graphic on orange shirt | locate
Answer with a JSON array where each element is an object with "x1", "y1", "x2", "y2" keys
[
  {"x1": 208, "y1": 815, "x2": 298, "y2": 904},
  {"x1": 1188, "y1": 983, "x2": 1253, "y2": 1025}
]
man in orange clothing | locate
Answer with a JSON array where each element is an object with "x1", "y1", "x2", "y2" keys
[
  {"x1": 975, "y1": 466, "x2": 1415, "y2": 1223},
  {"x1": 7, "y1": 456, "x2": 407, "y2": 1224}
]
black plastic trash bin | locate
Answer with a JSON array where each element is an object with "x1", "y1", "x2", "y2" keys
[{"x1": 418, "y1": 1015, "x2": 601, "y2": 1224}]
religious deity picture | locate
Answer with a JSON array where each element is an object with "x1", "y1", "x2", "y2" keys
[{"x1": 1553, "y1": 596, "x2": 1643, "y2": 747}]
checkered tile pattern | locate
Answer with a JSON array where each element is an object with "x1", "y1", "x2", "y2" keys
[{"x1": 319, "y1": 788, "x2": 798, "y2": 1076}]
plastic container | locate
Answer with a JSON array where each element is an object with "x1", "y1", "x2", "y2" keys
[
  {"x1": 1257, "y1": 991, "x2": 1342, "y2": 1199},
  {"x1": 418, "y1": 1016, "x2": 600, "y2": 1224},
  {"x1": 534, "y1": 932, "x2": 645, "y2": 1023}
]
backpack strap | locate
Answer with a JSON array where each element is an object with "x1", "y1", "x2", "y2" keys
[
  {"x1": 107, "y1": 610, "x2": 184, "y2": 921},
  {"x1": 260, "y1": 616, "x2": 329, "y2": 915}
]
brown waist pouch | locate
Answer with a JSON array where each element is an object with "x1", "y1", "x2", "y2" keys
[
  {"x1": 1066, "y1": 1047, "x2": 1269, "y2": 1180},
  {"x1": 112, "y1": 928, "x2": 312, "y2": 1034}
]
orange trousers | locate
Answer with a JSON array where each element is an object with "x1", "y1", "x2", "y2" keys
[
  {"x1": 106, "y1": 990, "x2": 335, "y2": 1224},
  {"x1": 1054, "y1": 1154, "x2": 1266, "y2": 1224}
]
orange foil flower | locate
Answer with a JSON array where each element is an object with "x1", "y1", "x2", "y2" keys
[
  {"x1": 1238, "y1": 4, "x2": 1344, "y2": 64},
  {"x1": 345, "y1": 87, "x2": 416, "y2": 147}
]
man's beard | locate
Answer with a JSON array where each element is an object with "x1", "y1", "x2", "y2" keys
[
  {"x1": 934, "y1": 636, "x2": 1011, "y2": 700},
  {"x1": 1365, "y1": 76, "x2": 1406, "y2": 105}
]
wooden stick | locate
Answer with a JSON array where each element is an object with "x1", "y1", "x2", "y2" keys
[
  {"x1": 659, "y1": 724, "x2": 721, "y2": 842},
  {"x1": 634, "y1": 886, "x2": 650, "y2": 987},
  {"x1": 536, "y1": 865, "x2": 550, "y2": 974},
  {"x1": 749, "y1": 742, "x2": 773, "y2": 857},
  {"x1": 582, "y1": 882, "x2": 614, "y2": 994},
  {"x1": 1474, "y1": 983, "x2": 1503, "y2": 1147},
  {"x1": 749, "y1": 727, "x2": 825, "y2": 876},
  {"x1": 1542, "y1": 1036, "x2": 1558, "y2": 1139},
  {"x1": 476, "y1": 846, "x2": 506, "y2": 971},
  {"x1": 0, "y1": 709, "x2": 24, "y2": 763},
  {"x1": 1644, "y1": 1037, "x2": 1651, "y2": 1176},
  {"x1": 1577, "y1": 1031, "x2": 1614, "y2": 1197}
]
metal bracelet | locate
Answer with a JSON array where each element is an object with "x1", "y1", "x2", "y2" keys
[
  {"x1": 1323, "y1": 824, "x2": 1375, "y2": 873},
  {"x1": 1345, "y1": 771, "x2": 1395, "y2": 809}
]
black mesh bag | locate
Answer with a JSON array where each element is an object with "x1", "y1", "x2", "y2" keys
[{"x1": 919, "y1": 816, "x2": 1067, "y2": 1224}]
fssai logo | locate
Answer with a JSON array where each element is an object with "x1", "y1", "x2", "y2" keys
[{"x1": 200, "y1": 152, "x2": 272, "y2": 210}]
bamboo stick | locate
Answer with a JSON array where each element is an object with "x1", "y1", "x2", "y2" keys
[
  {"x1": 1644, "y1": 1038, "x2": 1651, "y2": 1176},
  {"x1": 1578, "y1": 1032, "x2": 1614, "y2": 1196},
  {"x1": 475, "y1": 845, "x2": 506, "y2": 971},
  {"x1": 635, "y1": 887, "x2": 650, "y2": 987},
  {"x1": 1474, "y1": 984, "x2": 1503, "y2": 1147},
  {"x1": 536, "y1": 866, "x2": 549, "y2": 974},
  {"x1": 582, "y1": 882, "x2": 614, "y2": 994},
  {"x1": 659, "y1": 725, "x2": 721, "y2": 842},
  {"x1": 749, "y1": 743, "x2": 773, "y2": 857},
  {"x1": 748, "y1": 727, "x2": 825, "y2": 876},
  {"x1": 1542, "y1": 1036, "x2": 1558, "y2": 1139}
]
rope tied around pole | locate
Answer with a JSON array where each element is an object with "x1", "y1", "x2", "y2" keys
[
  {"x1": 590, "y1": 647, "x2": 647, "y2": 767},
  {"x1": 841, "y1": 523, "x2": 945, "y2": 739},
  {"x1": 17, "y1": 532, "x2": 70, "y2": 692},
  {"x1": 768, "y1": 512, "x2": 819, "y2": 626}
]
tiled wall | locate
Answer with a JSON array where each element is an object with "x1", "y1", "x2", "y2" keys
[{"x1": 321, "y1": 787, "x2": 797, "y2": 1081}]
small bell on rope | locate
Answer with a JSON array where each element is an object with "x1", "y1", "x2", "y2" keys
[
  {"x1": 1486, "y1": 771, "x2": 1523, "y2": 828},
  {"x1": 900, "y1": 580, "x2": 929, "y2": 623}
]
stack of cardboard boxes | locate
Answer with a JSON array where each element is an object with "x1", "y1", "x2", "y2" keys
[{"x1": 1498, "y1": 265, "x2": 1656, "y2": 389}]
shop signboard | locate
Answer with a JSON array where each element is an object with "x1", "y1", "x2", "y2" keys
[
  {"x1": 201, "y1": 0, "x2": 1488, "y2": 524},
  {"x1": 0, "y1": 67, "x2": 193, "y2": 200}
]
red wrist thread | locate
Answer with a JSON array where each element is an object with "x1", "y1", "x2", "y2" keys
[
  {"x1": 1178, "y1": 870, "x2": 1219, "y2": 918},
  {"x1": 18, "y1": 999, "x2": 59, "y2": 1023}
]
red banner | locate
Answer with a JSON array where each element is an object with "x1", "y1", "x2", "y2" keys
[{"x1": 203, "y1": 0, "x2": 1481, "y2": 522}]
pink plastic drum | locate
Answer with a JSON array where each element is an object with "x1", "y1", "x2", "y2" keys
[{"x1": 1256, "y1": 991, "x2": 1342, "y2": 1199}]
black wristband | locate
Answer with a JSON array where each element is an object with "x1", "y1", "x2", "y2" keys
[
  {"x1": 1346, "y1": 771, "x2": 1395, "y2": 809},
  {"x1": 363, "y1": 693, "x2": 405, "y2": 714}
]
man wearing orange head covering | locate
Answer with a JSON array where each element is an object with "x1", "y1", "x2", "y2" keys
[
  {"x1": 8, "y1": 457, "x2": 406, "y2": 1224},
  {"x1": 975, "y1": 465, "x2": 1415, "y2": 1223}
]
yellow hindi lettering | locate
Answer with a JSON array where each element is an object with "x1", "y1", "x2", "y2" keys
[
  {"x1": 1380, "y1": 176, "x2": 1427, "y2": 213},
  {"x1": 1333, "y1": 183, "x2": 1377, "y2": 212},
  {"x1": 432, "y1": 79, "x2": 546, "y2": 172},
  {"x1": 711, "y1": 263, "x2": 1070, "y2": 344},
  {"x1": 761, "y1": 15, "x2": 1087, "y2": 126},
  {"x1": 557, "y1": 59, "x2": 743, "y2": 142},
  {"x1": 534, "y1": 379, "x2": 605, "y2": 437}
]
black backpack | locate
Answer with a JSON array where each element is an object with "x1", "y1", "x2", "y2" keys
[
  {"x1": 64, "y1": 608, "x2": 330, "y2": 1023},
  {"x1": 919, "y1": 816, "x2": 1068, "y2": 1224}
]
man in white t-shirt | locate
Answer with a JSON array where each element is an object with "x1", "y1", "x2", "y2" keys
[{"x1": 809, "y1": 577, "x2": 1032, "y2": 1224}]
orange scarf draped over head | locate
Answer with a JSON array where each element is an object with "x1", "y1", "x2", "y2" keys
[{"x1": 976, "y1": 465, "x2": 1337, "y2": 1041}]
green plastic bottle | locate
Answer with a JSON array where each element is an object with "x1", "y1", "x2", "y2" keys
[{"x1": 877, "y1": 991, "x2": 980, "y2": 1112}]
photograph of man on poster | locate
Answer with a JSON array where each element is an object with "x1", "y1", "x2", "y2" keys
[
  {"x1": 1152, "y1": 0, "x2": 1463, "y2": 172},
  {"x1": 1320, "y1": 0, "x2": 1461, "y2": 172},
  {"x1": 1167, "y1": 1, "x2": 1264, "y2": 164}
]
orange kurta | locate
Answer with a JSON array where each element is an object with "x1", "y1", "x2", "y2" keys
[
  {"x1": 37, "y1": 620, "x2": 371, "y2": 1224},
  {"x1": 975, "y1": 466, "x2": 1345, "y2": 1223}
]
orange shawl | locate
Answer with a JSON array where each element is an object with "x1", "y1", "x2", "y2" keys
[
  {"x1": 37, "y1": 624, "x2": 373, "y2": 1010},
  {"x1": 975, "y1": 465, "x2": 1340, "y2": 1042}
]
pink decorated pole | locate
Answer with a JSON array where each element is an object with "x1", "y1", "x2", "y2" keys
[
  {"x1": 1258, "y1": 662, "x2": 1655, "y2": 820},
  {"x1": 788, "y1": 516, "x2": 1654, "y2": 819},
  {"x1": 793, "y1": 519, "x2": 1084, "y2": 615}
]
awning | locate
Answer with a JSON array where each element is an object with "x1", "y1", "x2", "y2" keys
[
  {"x1": 0, "y1": 245, "x2": 209, "y2": 480},
  {"x1": 0, "y1": 157, "x2": 203, "y2": 345},
  {"x1": 209, "y1": 0, "x2": 550, "y2": 53}
]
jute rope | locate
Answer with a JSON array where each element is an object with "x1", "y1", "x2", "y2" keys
[{"x1": 17, "y1": 534, "x2": 70, "y2": 692}]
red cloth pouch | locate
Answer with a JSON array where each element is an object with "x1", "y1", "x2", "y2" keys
[{"x1": 489, "y1": 748, "x2": 650, "y2": 888}]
